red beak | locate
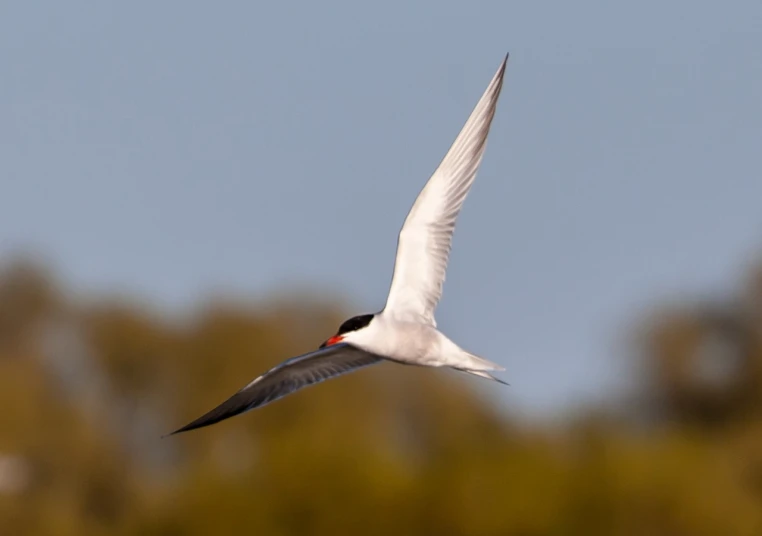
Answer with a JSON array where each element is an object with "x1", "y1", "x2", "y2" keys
[{"x1": 320, "y1": 335, "x2": 344, "y2": 349}]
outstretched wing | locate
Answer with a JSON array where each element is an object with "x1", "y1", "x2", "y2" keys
[
  {"x1": 383, "y1": 54, "x2": 508, "y2": 326},
  {"x1": 168, "y1": 343, "x2": 383, "y2": 435}
]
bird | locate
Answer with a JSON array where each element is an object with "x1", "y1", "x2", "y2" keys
[{"x1": 168, "y1": 53, "x2": 509, "y2": 436}]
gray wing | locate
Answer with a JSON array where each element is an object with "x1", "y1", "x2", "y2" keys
[{"x1": 167, "y1": 343, "x2": 383, "y2": 435}]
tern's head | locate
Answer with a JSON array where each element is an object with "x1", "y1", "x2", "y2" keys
[{"x1": 319, "y1": 313, "x2": 375, "y2": 348}]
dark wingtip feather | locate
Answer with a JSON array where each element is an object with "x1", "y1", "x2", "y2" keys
[{"x1": 164, "y1": 391, "x2": 254, "y2": 437}]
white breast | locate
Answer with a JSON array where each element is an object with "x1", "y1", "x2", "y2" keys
[{"x1": 350, "y1": 314, "x2": 446, "y2": 365}]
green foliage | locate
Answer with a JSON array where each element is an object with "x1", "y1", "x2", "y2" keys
[{"x1": 1, "y1": 260, "x2": 762, "y2": 535}]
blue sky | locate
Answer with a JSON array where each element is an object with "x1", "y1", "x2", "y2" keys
[{"x1": 2, "y1": 2, "x2": 762, "y2": 417}]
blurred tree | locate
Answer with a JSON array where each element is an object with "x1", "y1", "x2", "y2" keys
[
  {"x1": 0, "y1": 259, "x2": 61, "y2": 355},
  {"x1": 2, "y1": 258, "x2": 762, "y2": 535},
  {"x1": 634, "y1": 266, "x2": 762, "y2": 428}
]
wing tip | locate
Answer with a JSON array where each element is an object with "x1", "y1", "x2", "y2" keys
[
  {"x1": 163, "y1": 418, "x2": 211, "y2": 437},
  {"x1": 164, "y1": 417, "x2": 215, "y2": 436},
  {"x1": 494, "y1": 52, "x2": 509, "y2": 88},
  {"x1": 164, "y1": 391, "x2": 255, "y2": 437},
  {"x1": 497, "y1": 52, "x2": 509, "y2": 76}
]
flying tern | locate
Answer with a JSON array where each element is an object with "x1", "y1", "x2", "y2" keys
[{"x1": 169, "y1": 53, "x2": 509, "y2": 435}]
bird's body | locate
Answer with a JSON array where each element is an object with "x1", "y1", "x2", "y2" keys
[
  {"x1": 169, "y1": 53, "x2": 510, "y2": 436},
  {"x1": 352, "y1": 316, "x2": 446, "y2": 366},
  {"x1": 346, "y1": 314, "x2": 497, "y2": 371}
]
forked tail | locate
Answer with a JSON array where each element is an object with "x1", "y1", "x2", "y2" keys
[
  {"x1": 460, "y1": 351, "x2": 505, "y2": 372},
  {"x1": 455, "y1": 368, "x2": 510, "y2": 386}
]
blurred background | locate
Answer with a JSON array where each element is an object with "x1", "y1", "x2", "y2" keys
[{"x1": 2, "y1": 1, "x2": 762, "y2": 534}]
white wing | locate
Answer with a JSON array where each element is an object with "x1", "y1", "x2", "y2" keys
[
  {"x1": 383, "y1": 54, "x2": 508, "y2": 325},
  {"x1": 168, "y1": 343, "x2": 382, "y2": 435}
]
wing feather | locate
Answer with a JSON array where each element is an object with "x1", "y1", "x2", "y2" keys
[
  {"x1": 383, "y1": 54, "x2": 508, "y2": 325},
  {"x1": 167, "y1": 343, "x2": 382, "y2": 435}
]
